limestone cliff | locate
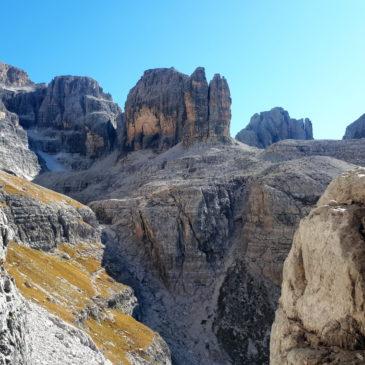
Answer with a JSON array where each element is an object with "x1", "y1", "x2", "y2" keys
[
  {"x1": 124, "y1": 67, "x2": 231, "y2": 150},
  {"x1": 236, "y1": 107, "x2": 313, "y2": 148},
  {"x1": 1, "y1": 63, "x2": 121, "y2": 171},
  {"x1": 271, "y1": 168, "x2": 365, "y2": 364},
  {"x1": 0, "y1": 101, "x2": 40, "y2": 179}
]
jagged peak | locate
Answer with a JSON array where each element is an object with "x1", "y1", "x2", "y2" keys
[{"x1": 0, "y1": 61, "x2": 34, "y2": 87}]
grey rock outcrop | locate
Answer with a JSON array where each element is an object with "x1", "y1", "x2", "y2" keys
[
  {"x1": 31, "y1": 76, "x2": 119, "y2": 159},
  {"x1": 0, "y1": 170, "x2": 98, "y2": 250},
  {"x1": 124, "y1": 67, "x2": 231, "y2": 150},
  {"x1": 0, "y1": 62, "x2": 34, "y2": 88},
  {"x1": 2, "y1": 70, "x2": 121, "y2": 171},
  {"x1": 236, "y1": 107, "x2": 313, "y2": 148},
  {"x1": 0, "y1": 101, "x2": 40, "y2": 179},
  {"x1": 343, "y1": 113, "x2": 365, "y2": 139},
  {"x1": 262, "y1": 138, "x2": 365, "y2": 166},
  {"x1": 26, "y1": 302, "x2": 111, "y2": 365},
  {"x1": 271, "y1": 168, "x2": 365, "y2": 364},
  {"x1": 0, "y1": 272, "x2": 28, "y2": 364}
]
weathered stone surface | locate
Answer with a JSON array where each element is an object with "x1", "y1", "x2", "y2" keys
[
  {"x1": 0, "y1": 62, "x2": 34, "y2": 88},
  {"x1": 0, "y1": 271, "x2": 28, "y2": 365},
  {"x1": 124, "y1": 67, "x2": 231, "y2": 150},
  {"x1": 124, "y1": 68, "x2": 188, "y2": 150},
  {"x1": 262, "y1": 138, "x2": 365, "y2": 166},
  {"x1": 36, "y1": 76, "x2": 120, "y2": 158},
  {"x1": 0, "y1": 171, "x2": 98, "y2": 250},
  {"x1": 40, "y1": 140, "x2": 353, "y2": 365},
  {"x1": 270, "y1": 168, "x2": 365, "y2": 365},
  {"x1": 26, "y1": 302, "x2": 111, "y2": 365},
  {"x1": 207, "y1": 74, "x2": 231, "y2": 138},
  {"x1": 5, "y1": 60, "x2": 365, "y2": 364},
  {"x1": 0, "y1": 101, "x2": 40, "y2": 179},
  {"x1": 236, "y1": 107, "x2": 313, "y2": 148},
  {"x1": 343, "y1": 113, "x2": 365, "y2": 139},
  {"x1": 3, "y1": 74, "x2": 121, "y2": 171},
  {"x1": 0, "y1": 170, "x2": 171, "y2": 364}
]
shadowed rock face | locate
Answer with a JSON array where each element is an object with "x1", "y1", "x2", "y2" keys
[
  {"x1": 36, "y1": 76, "x2": 120, "y2": 158},
  {"x1": 236, "y1": 107, "x2": 313, "y2": 148},
  {"x1": 3, "y1": 74, "x2": 121, "y2": 170},
  {"x1": 0, "y1": 62, "x2": 34, "y2": 87},
  {"x1": 124, "y1": 67, "x2": 231, "y2": 150},
  {"x1": 271, "y1": 168, "x2": 365, "y2": 365},
  {"x1": 343, "y1": 113, "x2": 365, "y2": 139}
]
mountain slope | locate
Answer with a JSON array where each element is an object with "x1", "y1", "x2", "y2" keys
[{"x1": 0, "y1": 170, "x2": 171, "y2": 364}]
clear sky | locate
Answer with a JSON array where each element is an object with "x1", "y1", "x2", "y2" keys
[{"x1": 2, "y1": 0, "x2": 365, "y2": 139}]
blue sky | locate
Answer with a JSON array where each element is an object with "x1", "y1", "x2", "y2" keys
[{"x1": 2, "y1": 0, "x2": 365, "y2": 139}]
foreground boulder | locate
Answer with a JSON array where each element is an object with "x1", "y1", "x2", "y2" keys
[
  {"x1": 236, "y1": 107, "x2": 313, "y2": 148},
  {"x1": 271, "y1": 168, "x2": 365, "y2": 364},
  {"x1": 124, "y1": 67, "x2": 231, "y2": 150}
]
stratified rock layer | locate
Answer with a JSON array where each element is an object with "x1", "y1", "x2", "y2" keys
[
  {"x1": 0, "y1": 170, "x2": 171, "y2": 364},
  {"x1": 124, "y1": 67, "x2": 231, "y2": 150},
  {"x1": 271, "y1": 169, "x2": 365, "y2": 365},
  {"x1": 343, "y1": 113, "x2": 365, "y2": 139},
  {"x1": 3, "y1": 71, "x2": 121, "y2": 170},
  {"x1": 236, "y1": 107, "x2": 313, "y2": 148},
  {"x1": 0, "y1": 101, "x2": 40, "y2": 179},
  {"x1": 262, "y1": 139, "x2": 365, "y2": 166}
]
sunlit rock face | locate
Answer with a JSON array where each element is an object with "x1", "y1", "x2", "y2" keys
[
  {"x1": 0, "y1": 62, "x2": 34, "y2": 88},
  {"x1": 124, "y1": 67, "x2": 231, "y2": 150},
  {"x1": 236, "y1": 107, "x2": 313, "y2": 148},
  {"x1": 0, "y1": 101, "x2": 40, "y2": 179},
  {"x1": 271, "y1": 168, "x2": 365, "y2": 365}
]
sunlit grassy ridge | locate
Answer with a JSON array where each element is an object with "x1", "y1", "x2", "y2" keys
[
  {"x1": 0, "y1": 171, "x2": 83, "y2": 208},
  {"x1": 0, "y1": 170, "x2": 158, "y2": 363},
  {"x1": 5, "y1": 242, "x2": 155, "y2": 364}
]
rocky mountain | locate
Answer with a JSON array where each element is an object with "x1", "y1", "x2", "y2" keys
[
  {"x1": 0, "y1": 61, "x2": 34, "y2": 88},
  {"x1": 0, "y1": 170, "x2": 171, "y2": 364},
  {"x1": 1, "y1": 60, "x2": 365, "y2": 364},
  {"x1": 271, "y1": 168, "x2": 365, "y2": 364},
  {"x1": 235, "y1": 107, "x2": 313, "y2": 148},
  {"x1": 35, "y1": 137, "x2": 363, "y2": 364},
  {"x1": 343, "y1": 113, "x2": 365, "y2": 139},
  {"x1": 2, "y1": 68, "x2": 121, "y2": 171},
  {"x1": 124, "y1": 67, "x2": 231, "y2": 150}
]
